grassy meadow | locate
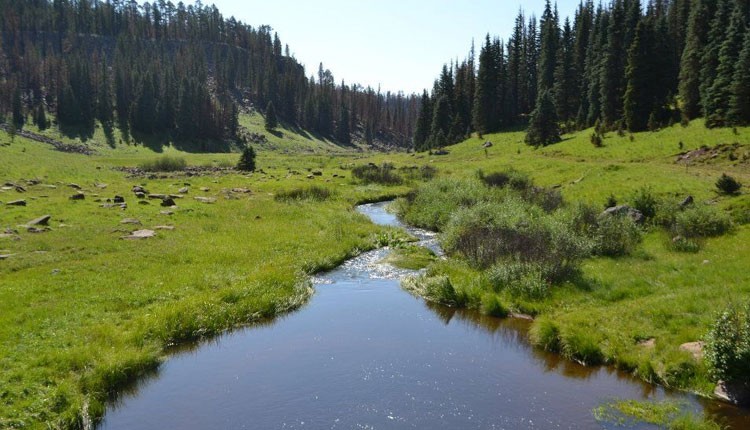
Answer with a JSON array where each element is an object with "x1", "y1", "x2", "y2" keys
[{"x1": 0, "y1": 115, "x2": 748, "y2": 428}]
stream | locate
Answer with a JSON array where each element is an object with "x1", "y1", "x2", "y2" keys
[{"x1": 100, "y1": 201, "x2": 749, "y2": 429}]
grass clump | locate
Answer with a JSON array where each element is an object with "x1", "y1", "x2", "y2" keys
[
  {"x1": 592, "y1": 212, "x2": 642, "y2": 256},
  {"x1": 399, "y1": 165, "x2": 437, "y2": 181},
  {"x1": 351, "y1": 163, "x2": 403, "y2": 185},
  {"x1": 139, "y1": 155, "x2": 187, "y2": 172},
  {"x1": 275, "y1": 186, "x2": 334, "y2": 202},
  {"x1": 480, "y1": 294, "x2": 510, "y2": 317},
  {"x1": 382, "y1": 244, "x2": 435, "y2": 270},
  {"x1": 593, "y1": 400, "x2": 722, "y2": 430},
  {"x1": 402, "y1": 274, "x2": 466, "y2": 307}
]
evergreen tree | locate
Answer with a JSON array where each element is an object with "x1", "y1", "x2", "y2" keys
[
  {"x1": 699, "y1": 0, "x2": 731, "y2": 118},
  {"x1": 704, "y1": 2, "x2": 747, "y2": 127},
  {"x1": 729, "y1": 30, "x2": 750, "y2": 125},
  {"x1": 265, "y1": 100, "x2": 278, "y2": 131},
  {"x1": 429, "y1": 95, "x2": 452, "y2": 149},
  {"x1": 599, "y1": 0, "x2": 629, "y2": 127},
  {"x1": 525, "y1": 90, "x2": 561, "y2": 146},
  {"x1": 554, "y1": 18, "x2": 577, "y2": 123},
  {"x1": 679, "y1": 0, "x2": 715, "y2": 121},
  {"x1": 413, "y1": 91, "x2": 432, "y2": 151},
  {"x1": 335, "y1": 104, "x2": 351, "y2": 145},
  {"x1": 473, "y1": 35, "x2": 499, "y2": 135},
  {"x1": 624, "y1": 20, "x2": 655, "y2": 131},
  {"x1": 12, "y1": 86, "x2": 24, "y2": 129},
  {"x1": 538, "y1": 0, "x2": 559, "y2": 93},
  {"x1": 237, "y1": 145, "x2": 256, "y2": 171}
]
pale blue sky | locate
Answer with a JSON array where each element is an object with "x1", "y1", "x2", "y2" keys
[{"x1": 206, "y1": 1, "x2": 582, "y2": 94}]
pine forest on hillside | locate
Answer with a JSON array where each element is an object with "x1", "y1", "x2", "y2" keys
[
  {"x1": 415, "y1": 0, "x2": 750, "y2": 151},
  {"x1": 0, "y1": 0, "x2": 419, "y2": 148}
]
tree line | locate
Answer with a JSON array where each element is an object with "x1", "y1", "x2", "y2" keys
[
  {"x1": 0, "y1": 0, "x2": 419, "y2": 148},
  {"x1": 416, "y1": 0, "x2": 750, "y2": 150}
]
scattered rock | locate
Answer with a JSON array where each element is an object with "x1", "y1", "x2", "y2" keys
[
  {"x1": 120, "y1": 218, "x2": 142, "y2": 225},
  {"x1": 69, "y1": 192, "x2": 85, "y2": 201},
  {"x1": 178, "y1": 187, "x2": 189, "y2": 194},
  {"x1": 114, "y1": 195, "x2": 126, "y2": 204},
  {"x1": 135, "y1": 192, "x2": 146, "y2": 199},
  {"x1": 0, "y1": 254, "x2": 13, "y2": 260},
  {"x1": 6, "y1": 199, "x2": 26, "y2": 207},
  {"x1": 132, "y1": 185, "x2": 148, "y2": 194},
  {"x1": 714, "y1": 381, "x2": 750, "y2": 406},
  {"x1": 602, "y1": 205, "x2": 645, "y2": 224},
  {"x1": 194, "y1": 196, "x2": 217, "y2": 204},
  {"x1": 231, "y1": 188, "x2": 251, "y2": 194},
  {"x1": 638, "y1": 338, "x2": 656, "y2": 349},
  {"x1": 68, "y1": 183, "x2": 82, "y2": 190},
  {"x1": 51, "y1": 269, "x2": 61, "y2": 275},
  {"x1": 148, "y1": 194, "x2": 168, "y2": 200},
  {"x1": 200, "y1": 187, "x2": 210, "y2": 192},
  {"x1": 510, "y1": 313, "x2": 535, "y2": 321},
  {"x1": 679, "y1": 195, "x2": 694, "y2": 209},
  {"x1": 679, "y1": 341, "x2": 705, "y2": 360},
  {"x1": 312, "y1": 171, "x2": 323, "y2": 176},
  {"x1": 27, "y1": 227, "x2": 51, "y2": 233},
  {"x1": 100, "y1": 203, "x2": 127, "y2": 209},
  {"x1": 483, "y1": 141, "x2": 493, "y2": 148},
  {"x1": 40, "y1": 184, "x2": 57, "y2": 189},
  {"x1": 160, "y1": 210, "x2": 174, "y2": 216},
  {"x1": 138, "y1": 200, "x2": 150, "y2": 205},
  {"x1": 255, "y1": 215, "x2": 262, "y2": 220},
  {"x1": 27, "y1": 215, "x2": 51, "y2": 226},
  {"x1": 121, "y1": 229, "x2": 157, "y2": 240},
  {"x1": 0, "y1": 233, "x2": 20, "y2": 241},
  {"x1": 153, "y1": 225, "x2": 175, "y2": 230},
  {"x1": 161, "y1": 198, "x2": 176, "y2": 207},
  {"x1": 307, "y1": 175, "x2": 315, "y2": 179},
  {"x1": 95, "y1": 183, "x2": 108, "y2": 189}
]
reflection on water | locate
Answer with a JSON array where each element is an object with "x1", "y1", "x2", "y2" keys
[{"x1": 99, "y1": 201, "x2": 749, "y2": 430}]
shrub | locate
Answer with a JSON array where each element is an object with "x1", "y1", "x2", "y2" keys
[
  {"x1": 704, "y1": 304, "x2": 750, "y2": 385},
  {"x1": 674, "y1": 206, "x2": 733, "y2": 238},
  {"x1": 351, "y1": 163, "x2": 403, "y2": 185},
  {"x1": 631, "y1": 187, "x2": 658, "y2": 220},
  {"x1": 716, "y1": 173, "x2": 742, "y2": 195},
  {"x1": 591, "y1": 132, "x2": 603, "y2": 147},
  {"x1": 237, "y1": 146, "x2": 256, "y2": 172},
  {"x1": 487, "y1": 260, "x2": 550, "y2": 299},
  {"x1": 605, "y1": 194, "x2": 617, "y2": 209},
  {"x1": 400, "y1": 165, "x2": 437, "y2": 181},
  {"x1": 479, "y1": 171, "x2": 511, "y2": 188},
  {"x1": 139, "y1": 155, "x2": 187, "y2": 172},
  {"x1": 442, "y1": 200, "x2": 590, "y2": 283},
  {"x1": 668, "y1": 236, "x2": 701, "y2": 253},
  {"x1": 275, "y1": 186, "x2": 333, "y2": 202},
  {"x1": 592, "y1": 213, "x2": 642, "y2": 256},
  {"x1": 525, "y1": 186, "x2": 564, "y2": 212}
]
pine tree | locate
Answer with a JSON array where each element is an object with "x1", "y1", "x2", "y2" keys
[
  {"x1": 429, "y1": 95, "x2": 452, "y2": 149},
  {"x1": 237, "y1": 145, "x2": 256, "y2": 171},
  {"x1": 554, "y1": 18, "x2": 577, "y2": 123},
  {"x1": 265, "y1": 100, "x2": 278, "y2": 131},
  {"x1": 413, "y1": 91, "x2": 432, "y2": 151},
  {"x1": 335, "y1": 104, "x2": 351, "y2": 145},
  {"x1": 679, "y1": 0, "x2": 715, "y2": 121},
  {"x1": 525, "y1": 90, "x2": 561, "y2": 147},
  {"x1": 704, "y1": 2, "x2": 747, "y2": 127},
  {"x1": 538, "y1": 0, "x2": 559, "y2": 93},
  {"x1": 729, "y1": 30, "x2": 750, "y2": 125},
  {"x1": 699, "y1": 0, "x2": 731, "y2": 119},
  {"x1": 624, "y1": 20, "x2": 655, "y2": 132},
  {"x1": 12, "y1": 86, "x2": 24, "y2": 129},
  {"x1": 473, "y1": 35, "x2": 499, "y2": 134},
  {"x1": 599, "y1": 0, "x2": 629, "y2": 128}
]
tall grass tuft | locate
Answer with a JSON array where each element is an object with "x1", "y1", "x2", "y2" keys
[
  {"x1": 139, "y1": 155, "x2": 187, "y2": 172},
  {"x1": 275, "y1": 186, "x2": 334, "y2": 202},
  {"x1": 351, "y1": 163, "x2": 403, "y2": 185}
]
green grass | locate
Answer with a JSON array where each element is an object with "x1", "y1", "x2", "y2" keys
[
  {"x1": 1, "y1": 117, "x2": 749, "y2": 427},
  {"x1": 0, "y1": 124, "x2": 408, "y2": 428},
  {"x1": 593, "y1": 400, "x2": 722, "y2": 429},
  {"x1": 372, "y1": 120, "x2": 750, "y2": 398}
]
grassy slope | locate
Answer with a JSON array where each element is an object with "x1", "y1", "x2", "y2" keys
[
  {"x1": 0, "y1": 117, "x2": 409, "y2": 428},
  {"x1": 362, "y1": 120, "x2": 750, "y2": 396}
]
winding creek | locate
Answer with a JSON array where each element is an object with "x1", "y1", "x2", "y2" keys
[{"x1": 100, "y1": 202, "x2": 749, "y2": 429}]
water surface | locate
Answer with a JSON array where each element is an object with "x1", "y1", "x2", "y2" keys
[{"x1": 100, "y1": 202, "x2": 749, "y2": 429}]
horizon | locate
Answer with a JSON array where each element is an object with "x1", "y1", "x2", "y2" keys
[{"x1": 202, "y1": 0, "x2": 582, "y2": 94}]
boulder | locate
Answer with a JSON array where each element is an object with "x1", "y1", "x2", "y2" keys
[
  {"x1": 194, "y1": 196, "x2": 217, "y2": 204},
  {"x1": 120, "y1": 218, "x2": 142, "y2": 225},
  {"x1": 68, "y1": 183, "x2": 82, "y2": 190},
  {"x1": 153, "y1": 225, "x2": 175, "y2": 230},
  {"x1": 0, "y1": 254, "x2": 12, "y2": 260},
  {"x1": 135, "y1": 192, "x2": 146, "y2": 199},
  {"x1": 161, "y1": 198, "x2": 176, "y2": 207},
  {"x1": 132, "y1": 185, "x2": 148, "y2": 194},
  {"x1": 483, "y1": 141, "x2": 493, "y2": 148},
  {"x1": 27, "y1": 227, "x2": 51, "y2": 233},
  {"x1": 200, "y1": 187, "x2": 210, "y2": 192},
  {"x1": 312, "y1": 171, "x2": 323, "y2": 176},
  {"x1": 113, "y1": 195, "x2": 125, "y2": 204},
  {"x1": 7, "y1": 199, "x2": 26, "y2": 206},
  {"x1": 602, "y1": 205, "x2": 645, "y2": 224},
  {"x1": 679, "y1": 341, "x2": 705, "y2": 360},
  {"x1": 27, "y1": 215, "x2": 51, "y2": 226},
  {"x1": 231, "y1": 188, "x2": 251, "y2": 194},
  {"x1": 121, "y1": 229, "x2": 156, "y2": 240},
  {"x1": 679, "y1": 195, "x2": 694, "y2": 209},
  {"x1": 69, "y1": 192, "x2": 85, "y2": 201},
  {"x1": 178, "y1": 187, "x2": 189, "y2": 194},
  {"x1": 138, "y1": 200, "x2": 150, "y2": 205},
  {"x1": 95, "y1": 183, "x2": 108, "y2": 189},
  {"x1": 714, "y1": 381, "x2": 750, "y2": 406},
  {"x1": 148, "y1": 194, "x2": 168, "y2": 200},
  {"x1": 160, "y1": 210, "x2": 174, "y2": 215}
]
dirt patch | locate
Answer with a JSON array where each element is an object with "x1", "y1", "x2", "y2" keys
[{"x1": 676, "y1": 143, "x2": 750, "y2": 165}]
